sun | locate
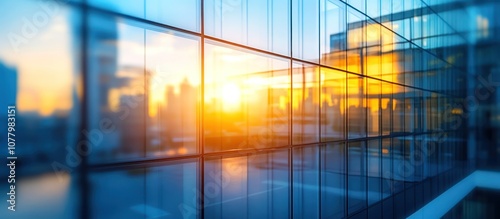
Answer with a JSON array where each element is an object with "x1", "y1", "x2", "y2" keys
[{"x1": 221, "y1": 83, "x2": 241, "y2": 111}]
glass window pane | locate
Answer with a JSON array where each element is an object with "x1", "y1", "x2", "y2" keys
[
  {"x1": 423, "y1": 91, "x2": 432, "y2": 132},
  {"x1": 392, "y1": 137, "x2": 405, "y2": 193},
  {"x1": 0, "y1": 1, "x2": 81, "y2": 165},
  {"x1": 321, "y1": 142, "x2": 346, "y2": 218},
  {"x1": 380, "y1": 0, "x2": 392, "y2": 18},
  {"x1": 292, "y1": 62, "x2": 320, "y2": 144},
  {"x1": 426, "y1": 134, "x2": 439, "y2": 177},
  {"x1": 365, "y1": 20, "x2": 382, "y2": 78},
  {"x1": 88, "y1": 0, "x2": 145, "y2": 18},
  {"x1": 348, "y1": 0, "x2": 365, "y2": 13},
  {"x1": 392, "y1": 36, "x2": 407, "y2": 83},
  {"x1": 88, "y1": 0, "x2": 200, "y2": 32},
  {"x1": 405, "y1": 87, "x2": 414, "y2": 133},
  {"x1": 381, "y1": 26, "x2": 395, "y2": 82},
  {"x1": 404, "y1": 45, "x2": 414, "y2": 86},
  {"x1": 367, "y1": 79, "x2": 381, "y2": 137},
  {"x1": 146, "y1": 0, "x2": 200, "y2": 32},
  {"x1": 347, "y1": 74, "x2": 366, "y2": 139},
  {"x1": 347, "y1": 141, "x2": 367, "y2": 215},
  {"x1": 0, "y1": 2, "x2": 81, "y2": 218},
  {"x1": 321, "y1": 68, "x2": 346, "y2": 141},
  {"x1": 404, "y1": 136, "x2": 415, "y2": 188},
  {"x1": 414, "y1": 89, "x2": 423, "y2": 132},
  {"x1": 204, "y1": 150, "x2": 289, "y2": 219},
  {"x1": 87, "y1": 15, "x2": 146, "y2": 163},
  {"x1": 89, "y1": 160, "x2": 198, "y2": 219},
  {"x1": 88, "y1": 16, "x2": 200, "y2": 162},
  {"x1": 381, "y1": 81, "x2": 392, "y2": 136},
  {"x1": 381, "y1": 138, "x2": 393, "y2": 198},
  {"x1": 437, "y1": 94, "x2": 444, "y2": 131},
  {"x1": 347, "y1": 9, "x2": 365, "y2": 74},
  {"x1": 292, "y1": 0, "x2": 320, "y2": 62},
  {"x1": 293, "y1": 146, "x2": 319, "y2": 218},
  {"x1": 145, "y1": 29, "x2": 200, "y2": 158},
  {"x1": 204, "y1": 40, "x2": 290, "y2": 152},
  {"x1": 368, "y1": 139, "x2": 382, "y2": 205},
  {"x1": 412, "y1": 15, "x2": 422, "y2": 42},
  {"x1": 321, "y1": 0, "x2": 347, "y2": 70},
  {"x1": 393, "y1": 84, "x2": 405, "y2": 133},
  {"x1": 366, "y1": 0, "x2": 380, "y2": 20},
  {"x1": 204, "y1": 0, "x2": 290, "y2": 55}
]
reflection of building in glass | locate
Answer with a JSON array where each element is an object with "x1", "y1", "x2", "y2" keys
[
  {"x1": 157, "y1": 78, "x2": 198, "y2": 155},
  {"x1": 2, "y1": 0, "x2": 500, "y2": 218}
]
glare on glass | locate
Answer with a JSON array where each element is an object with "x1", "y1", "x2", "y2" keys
[{"x1": 204, "y1": 40, "x2": 290, "y2": 152}]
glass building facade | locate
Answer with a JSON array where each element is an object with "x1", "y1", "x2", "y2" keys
[{"x1": 1, "y1": 0, "x2": 499, "y2": 218}]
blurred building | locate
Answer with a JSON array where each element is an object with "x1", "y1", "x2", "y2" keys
[{"x1": 0, "y1": 0, "x2": 500, "y2": 218}]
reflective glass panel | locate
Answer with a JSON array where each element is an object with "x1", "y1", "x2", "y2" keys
[
  {"x1": 404, "y1": 87, "x2": 415, "y2": 133},
  {"x1": 89, "y1": 160, "x2": 198, "y2": 219},
  {"x1": 346, "y1": 9, "x2": 365, "y2": 74},
  {"x1": 381, "y1": 81, "x2": 392, "y2": 135},
  {"x1": 204, "y1": 150, "x2": 289, "y2": 219},
  {"x1": 88, "y1": 0, "x2": 145, "y2": 18},
  {"x1": 392, "y1": 137, "x2": 405, "y2": 193},
  {"x1": 321, "y1": 142, "x2": 346, "y2": 218},
  {"x1": 381, "y1": 138, "x2": 393, "y2": 198},
  {"x1": 321, "y1": 67, "x2": 346, "y2": 141},
  {"x1": 292, "y1": 0, "x2": 320, "y2": 62},
  {"x1": 204, "y1": 0, "x2": 290, "y2": 55},
  {"x1": 321, "y1": 0, "x2": 347, "y2": 70},
  {"x1": 146, "y1": 0, "x2": 200, "y2": 32},
  {"x1": 292, "y1": 62, "x2": 320, "y2": 145},
  {"x1": 393, "y1": 84, "x2": 405, "y2": 133},
  {"x1": 88, "y1": 0, "x2": 200, "y2": 32},
  {"x1": 87, "y1": 15, "x2": 145, "y2": 162},
  {"x1": 367, "y1": 79, "x2": 381, "y2": 137},
  {"x1": 367, "y1": 139, "x2": 382, "y2": 205},
  {"x1": 204, "y1": 40, "x2": 290, "y2": 152},
  {"x1": 365, "y1": 20, "x2": 382, "y2": 78},
  {"x1": 0, "y1": 2, "x2": 81, "y2": 218},
  {"x1": 87, "y1": 16, "x2": 201, "y2": 162},
  {"x1": 347, "y1": 74, "x2": 366, "y2": 139},
  {"x1": 293, "y1": 146, "x2": 319, "y2": 218},
  {"x1": 145, "y1": 29, "x2": 200, "y2": 158},
  {"x1": 347, "y1": 141, "x2": 367, "y2": 215}
]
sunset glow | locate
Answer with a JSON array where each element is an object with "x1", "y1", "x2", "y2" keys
[{"x1": 221, "y1": 82, "x2": 242, "y2": 111}]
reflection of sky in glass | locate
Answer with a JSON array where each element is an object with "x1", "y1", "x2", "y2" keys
[
  {"x1": 0, "y1": 0, "x2": 488, "y2": 218},
  {"x1": 205, "y1": 41, "x2": 289, "y2": 105},
  {"x1": 0, "y1": 1, "x2": 75, "y2": 116}
]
